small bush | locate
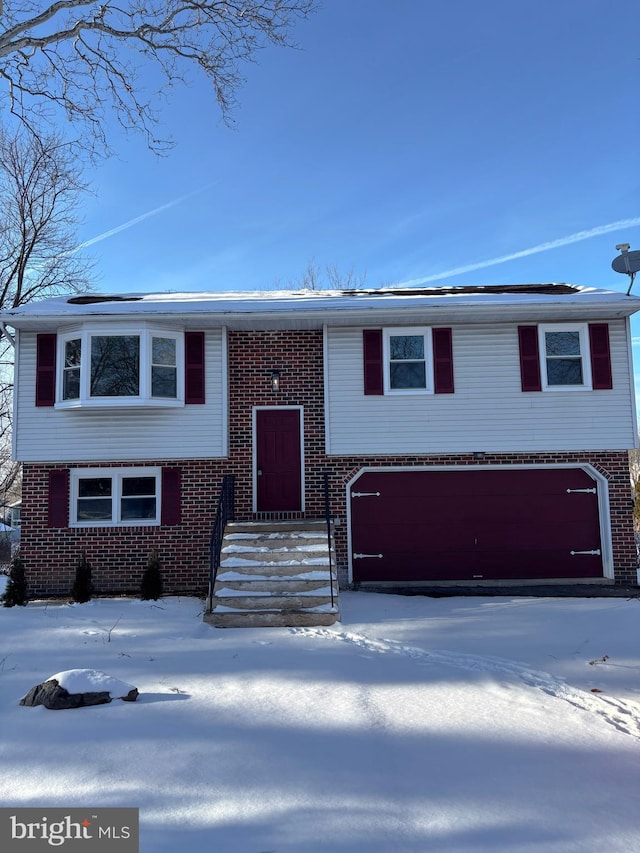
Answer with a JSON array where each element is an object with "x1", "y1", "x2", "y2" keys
[
  {"x1": 140, "y1": 549, "x2": 163, "y2": 600},
  {"x1": 2, "y1": 552, "x2": 28, "y2": 607},
  {"x1": 71, "y1": 552, "x2": 93, "y2": 603}
]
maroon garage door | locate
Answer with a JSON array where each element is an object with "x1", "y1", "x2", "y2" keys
[{"x1": 350, "y1": 468, "x2": 603, "y2": 582}]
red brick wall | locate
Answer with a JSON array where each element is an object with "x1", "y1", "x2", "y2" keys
[
  {"x1": 18, "y1": 330, "x2": 638, "y2": 595},
  {"x1": 226, "y1": 330, "x2": 327, "y2": 518},
  {"x1": 20, "y1": 460, "x2": 226, "y2": 597}
]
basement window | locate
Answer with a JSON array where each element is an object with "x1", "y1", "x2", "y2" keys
[{"x1": 70, "y1": 468, "x2": 161, "y2": 527}]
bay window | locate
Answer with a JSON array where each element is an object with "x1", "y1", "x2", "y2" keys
[{"x1": 57, "y1": 325, "x2": 183, "y2": 407}]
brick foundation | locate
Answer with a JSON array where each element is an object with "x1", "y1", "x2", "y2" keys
[{"x1": 20, "y1": 448, "x2": 638, "y2": 597}]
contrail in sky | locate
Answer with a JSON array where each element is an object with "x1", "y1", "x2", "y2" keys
[
  {"x1": 74, "y1": 185, "x2": 212, "y2": 252},
  {"x1": 395, "y1": 216, "x2": 640, "y2": 287}
]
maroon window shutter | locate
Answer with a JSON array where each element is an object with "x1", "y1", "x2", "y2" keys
[
  {"x1": 185, "y1": 332, "x2": 205, "y2": 404},
  {"x1": 48, "y1": 469, "x2": 69, "y2": 527},
  {"x1": 433, "y1": 328, "x2": 454, "y2": 394},
  {"x1": 36, "y1": 334, "x2": 57, "y2": 407},
  {"x1": 363, "y1": 329, "x2": 383, "y2": 395},
  {"x1": 589, "y1": 324, "x2": 613, "y2": 390},
  {"x1": 161, "y1": 468, "x2": 182, "y2": 526},
  {"x1": 518, "y1": 326, "x2": 542, "y2": 392}
]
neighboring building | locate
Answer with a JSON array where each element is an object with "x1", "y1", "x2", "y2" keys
[
  {"x1": 1, "y1": 283, "x2": 639, "y2": 601},
  {"x1": 6, "y1": 500, "x2": 21, "y2": 529},
  {"x1": 1, "y1": 496, "x2": 22, "y2": 559}
]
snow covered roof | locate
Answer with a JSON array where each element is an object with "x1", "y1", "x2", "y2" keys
[{"x1": 1, "y1": 284, "x2": 639, "y2": 330}]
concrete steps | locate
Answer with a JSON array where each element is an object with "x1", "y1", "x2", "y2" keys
[{"x1": 204, "y1": 520, "x2": 340, "y2": 628}]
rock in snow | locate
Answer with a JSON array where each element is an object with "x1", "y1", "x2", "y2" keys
[{"x1": 20, "y1": 669, "x2": 138, "y2": 710}]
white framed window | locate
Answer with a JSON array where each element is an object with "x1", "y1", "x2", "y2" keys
[
  {"x1": 70, "y1": 467, "x2": 161, "y2": 527},
  {"x1": 383, "y1": 327, "x2": 432, "y2": 394},
  {"x1": 57, "y1": 325, "x2": 184, "y2": 408},
  {"x1": 539, "y1": 324, "x2": 592, "y2": 390}
]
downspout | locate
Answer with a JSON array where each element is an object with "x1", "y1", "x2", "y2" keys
[
  {"x1": 0, "y1": 322, "x2": 15, "y2": 348},
  {"x1": 0, "y1": 323, "x2": 17, "y2": 464}
]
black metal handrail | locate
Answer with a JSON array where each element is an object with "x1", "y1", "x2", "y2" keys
[
  {"x1": 207, "y1": 474, "x2": 235, "y2": 612},
  {"x1": 323, "y1": 470, "x2": 335, "y2": 609}
]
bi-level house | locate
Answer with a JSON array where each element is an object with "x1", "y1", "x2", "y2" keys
[{"x1": 1, "y1": 284, "x2": 639, "y2": 624}]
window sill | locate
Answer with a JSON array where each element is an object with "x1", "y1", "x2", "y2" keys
[
  {"x1": 70, "y1": 521, "x2": 161, "y2": 529},
  {"x1": 539, "y1": 385, "x2": 594, "y2": 392},
  {"x1": 384, "y1": 389, "x2": 433, "y2": 396},
  {"x1": 55, "y1": 399, "x2": 185, "y2": 411}
]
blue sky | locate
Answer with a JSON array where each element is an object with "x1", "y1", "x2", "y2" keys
[{"x1": 77, "y1": 0, "x2": 639, "y2": 303}]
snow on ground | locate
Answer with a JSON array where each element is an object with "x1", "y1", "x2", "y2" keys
[{"x1": 1, "y1": 578, "x2": 640, "y2": 852}]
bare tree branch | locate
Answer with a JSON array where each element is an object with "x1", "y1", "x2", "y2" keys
[
  {"x1": 0, "y1": 1, "x2": 317, "y2": 156},
  {"x1": 276, "y1": 259, "x2": 369, "y2": 291},
  {"x1": 0, "y1": 124, "x2": 92, "y2": 308},
  {"x1": 0, "y1": 124, "x2": 93, "y2": 500}
]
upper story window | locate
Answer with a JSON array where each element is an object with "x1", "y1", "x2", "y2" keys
[
  {"x1": 363, "y1": 327, "x2": 454, "y2": 396},
  {"x1": 518, "y1": 323, "x2": 612, "y2": 393},
  {"x1": 539, "y1": 324, "x2": 592, "y2": 390},
  {"x1": 384, "y1": 328, "x2": 432, "y2": 394},
  {"x1": 57, "y1": 326, "x2": 183, "y2": 408}
]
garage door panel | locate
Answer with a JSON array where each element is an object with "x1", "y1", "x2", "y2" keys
[
  {"x1": 354, "y1": 549, "x2": 602, "y2": 582},
  {"x1": 354, "y1": 498, "x2": 461, "y2": 523},
  {"x1": 355, "y1": 552, "x2": 602, "y2": 583},
  {"x1": 477, "y1": 518, "x2": 600, "y2": 548},
  {"x1": 351, "y1": 468, "x2": 603, "y2": 583},
  {"x1": 353, "y1": 521, "x2": 476, "y2": 552},
  {"x1": 354, "y1": 550, "x2": 477, "y2": 582},
  {"x1": 470, "y1": 506, "x2": 598, "y2": 530},
  {"x1": 476, "y1": 551, "x2": 602, "y2": 580}
]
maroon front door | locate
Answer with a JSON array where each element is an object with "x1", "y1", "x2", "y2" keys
[
  {"x1": 256, "y1": 409, "x2": 302, "y2": 512},
  {"x1": 351, "y1": 467, "x2": 603, "y2": 582}
]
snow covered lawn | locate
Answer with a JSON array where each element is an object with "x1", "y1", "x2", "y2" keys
[{"x1": 1, "y1": 581, "x2": 640, "y2": 852}]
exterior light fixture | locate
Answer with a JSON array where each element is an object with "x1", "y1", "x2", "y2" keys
[{"x1": 271, "y1": 371, "x2": 281, "y2": 393}]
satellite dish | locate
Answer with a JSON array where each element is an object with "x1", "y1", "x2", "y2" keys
[
  {"x1": 611, "y1": 250, "x2": 640, "y2": 275},
  {"x1": 611, "y1": 246, "x2": 640, "y2": 295}
]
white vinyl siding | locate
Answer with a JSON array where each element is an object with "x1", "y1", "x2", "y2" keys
[
  {"x1": 14, "y1": 329, "x2": 226, "y2": 462},
  {"x1": 325, "y1": 321, "x2": 636, "y2": 454}
]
